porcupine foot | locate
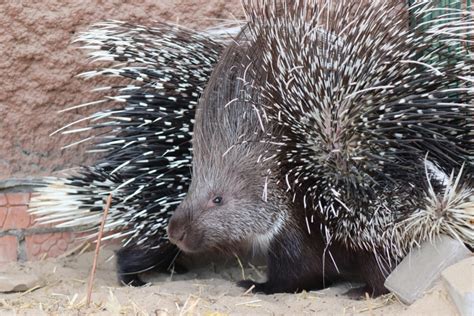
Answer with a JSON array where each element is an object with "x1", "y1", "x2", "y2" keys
[{"x1": 117, "y1": 243, "x2": 187, "y2": 286}]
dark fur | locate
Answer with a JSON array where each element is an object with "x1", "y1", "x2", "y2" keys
[{"x1": 238, "y1": 208, "x2": 388, "y2": 295}]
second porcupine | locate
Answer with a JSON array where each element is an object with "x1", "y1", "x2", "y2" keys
[
  {"x1": 168, "y1": 0, "x2": 474, "y2": 295},
  {"x1": 29, "y1": 21, "x2": 228, "y2": 286}
]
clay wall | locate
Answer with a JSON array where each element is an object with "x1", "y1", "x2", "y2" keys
[{"x1": 0, "y1": 0, "x2": 242, "y2": 180}]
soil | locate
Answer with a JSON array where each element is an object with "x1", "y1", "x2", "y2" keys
[{"x1": 0, "y1": 248, "x2": 458, "y2": 315}]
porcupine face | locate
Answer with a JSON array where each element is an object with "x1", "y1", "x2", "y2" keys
[
  {"x1": 168, "y1": 36, "x2": 287, "y2": 254},
  {"x1": 168, "y1": 158, "x2": 285, "y2": 254}
]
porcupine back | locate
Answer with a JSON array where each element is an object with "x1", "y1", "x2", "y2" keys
[
  {"x1": 243, "y1": 0, "x2": 473, "y2": 265},
  {"x1": 29, "y1": 21, "x2": 231, "y2": 284}
]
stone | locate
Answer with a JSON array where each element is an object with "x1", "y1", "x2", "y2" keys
[
  {"x1": 384, "y1": 235, "x2": 472, "y2": 305},
  {"x1": 0, "y1": 272, "x2": 42, "y2": 293},
  {"x1": 442, "y1": 257, "x2": 474, "y2": 316}
]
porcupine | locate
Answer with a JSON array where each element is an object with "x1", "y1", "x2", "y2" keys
[
  {"x1": 167, "y1": 0, "x2": 473, "y2": 296},
  {"x1": 29, "y1": 21, "x2": 232, "y2": 286}
]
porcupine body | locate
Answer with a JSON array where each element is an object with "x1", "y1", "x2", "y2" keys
[
  {"x1": 168, "y1": 0, "x2": 473, "y2": 296},
  {"x1": 29, "y1": 21, "x2": 228, "y2": 286}
]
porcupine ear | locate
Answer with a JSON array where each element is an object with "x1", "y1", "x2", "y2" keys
[{"x1": 29, "y1": 21, "x2": 233, "y2": 284}]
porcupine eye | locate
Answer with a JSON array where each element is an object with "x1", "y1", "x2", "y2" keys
[{"x1": 212, "y1": 196, "x2": 223, "y2": 205}]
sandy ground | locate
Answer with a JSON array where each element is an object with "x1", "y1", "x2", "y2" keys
[{"x1": 0, "y1": 247, "x2": 459, "y2": 316}]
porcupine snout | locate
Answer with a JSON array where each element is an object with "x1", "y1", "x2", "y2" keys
[
  {"x1": 167, "y1": 205, "x2": 204, "y2": 253},
  {"x1": 167, "y1": 217, "x2": 186, "y2": 245}
]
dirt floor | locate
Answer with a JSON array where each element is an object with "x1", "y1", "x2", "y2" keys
[{"x1": 0, "y1": 247, "x2": 458, "y2": 316}]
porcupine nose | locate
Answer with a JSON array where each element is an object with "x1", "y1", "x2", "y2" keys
[{"x1": 167, "y1": 215, "x2": 187, "y2": 246}]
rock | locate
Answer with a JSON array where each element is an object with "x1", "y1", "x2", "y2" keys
[
  {"x1": 384, "y1": 235, "x2": 471, "y2": 305},
  {"x1": 442, "y1": 257, "x2": 474, "y2": 316},
  {"x1": 0, "y1": 272, "x2": 43, "y2": 293}
]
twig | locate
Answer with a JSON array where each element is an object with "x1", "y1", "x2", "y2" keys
[
  {"x1": 243, "y1": 284, "x2": 256, "y2": 295},
  {"x1": 235, "y1": 299, "x2": 262, "y2": 306},
  {"x1": 248, "y1": 263, "x2": 265, "y2": 279},
  {"x1": 234, "y1": 253, "x2": 246, "y2": 280},
  {"x1": 86, "y1": 193, "x2": 112, "y2": 307},
  {"x1": 18, "y1": 285, "x2": 42, "y2": 297}
]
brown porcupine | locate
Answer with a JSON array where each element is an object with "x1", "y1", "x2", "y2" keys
[{"x1": 168, "y1": 0, "x2": 473, "y2": 295}]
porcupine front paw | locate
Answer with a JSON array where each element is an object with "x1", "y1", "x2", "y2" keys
[{"x1": 237, "y1": 278, "x2": 322, "y2": 294}]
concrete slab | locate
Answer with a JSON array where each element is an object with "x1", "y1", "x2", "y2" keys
[{"x1": 384, "y1": 235, "x2": 471, "y2": 305}]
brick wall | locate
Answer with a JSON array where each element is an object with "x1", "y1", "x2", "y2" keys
[{"x1": 0, "y1": 180, "x2": 80, "y2": 264}]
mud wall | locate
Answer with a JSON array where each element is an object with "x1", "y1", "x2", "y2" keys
[{"x1": 0, "y1": 0, "x2": 242, "y2": 179}]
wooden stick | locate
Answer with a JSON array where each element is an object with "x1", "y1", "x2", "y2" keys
[{"x1": 86, "y1": 193, "x2": 112, "y2": 307}]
